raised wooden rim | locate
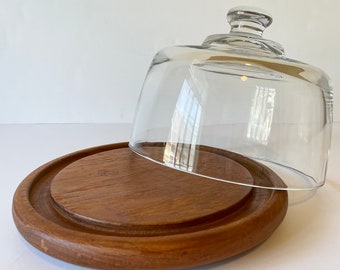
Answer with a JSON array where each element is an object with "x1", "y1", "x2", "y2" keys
[{"x1": 12, "y1": 143, "x2": 288, "y2": 270}]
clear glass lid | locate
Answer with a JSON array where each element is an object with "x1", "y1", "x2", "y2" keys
[{"x1": 129, "y1": 6, "x2": 333, "y2": 190}]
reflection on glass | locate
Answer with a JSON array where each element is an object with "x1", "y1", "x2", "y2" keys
[
  {"x1": 163, "y1": 67, "x2": 204, "y2": 170},
  {"x1": 247, "y1": 86, "x2": 276, "y2": 145}
]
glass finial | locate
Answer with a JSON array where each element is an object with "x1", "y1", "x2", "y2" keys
[{"x1": 227, "y1": 6, "x2": 273, "y2": 37}]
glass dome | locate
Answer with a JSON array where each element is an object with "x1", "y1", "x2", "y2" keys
[{"x1": 129, "y1": 6, "x2": 333, "y2": 190}]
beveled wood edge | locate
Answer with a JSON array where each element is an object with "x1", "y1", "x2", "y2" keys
[{"x1": 12, "y1": 143, "x2": 288, "y2": 270}]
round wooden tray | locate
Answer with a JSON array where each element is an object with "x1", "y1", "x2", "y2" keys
[{"x1": 12, "y1": 143, "x2": 288, "y2": 270}]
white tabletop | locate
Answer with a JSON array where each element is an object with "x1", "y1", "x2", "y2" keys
[{"x1": 1, "y1": 123, "x2": 340, "y2": 270}]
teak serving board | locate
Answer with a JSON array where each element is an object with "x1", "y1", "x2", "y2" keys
[{"x1": 12, "y1": 143, "x2": 288, "y2": 269}]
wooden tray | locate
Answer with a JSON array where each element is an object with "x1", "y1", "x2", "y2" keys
[{"x1": 12, "y1": 143, "x2": 288, "y2": 269}]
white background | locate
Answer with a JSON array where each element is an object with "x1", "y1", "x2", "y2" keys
[{"x1": 0, "y1": 0, "x2": 339, "y2": 124}]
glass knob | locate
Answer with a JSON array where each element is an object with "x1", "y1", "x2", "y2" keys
[{"x1": 227, "y1": 6, "x2": 273, "y2": 37}]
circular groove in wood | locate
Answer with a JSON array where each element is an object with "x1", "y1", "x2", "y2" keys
[{"x1": 12, "y1": 143, "x2": 288, "y2": 270}]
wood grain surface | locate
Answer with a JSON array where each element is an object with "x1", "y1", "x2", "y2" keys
[{"x1": 12, "y1": 143, "x2": 288, "y2": 269}]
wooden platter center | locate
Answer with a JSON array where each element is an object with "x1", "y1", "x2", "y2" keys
[{"x1": 50, "y1": 148, "x2": 254, "y2": 229}]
